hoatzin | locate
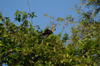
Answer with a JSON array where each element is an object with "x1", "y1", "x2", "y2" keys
[{"x1": 42, "y1": 25, "x2": 56, "y2": 38}]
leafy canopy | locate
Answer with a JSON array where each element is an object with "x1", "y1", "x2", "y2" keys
[{"x1": 0, "y1": 0, "x2": 100, "y2": 66}]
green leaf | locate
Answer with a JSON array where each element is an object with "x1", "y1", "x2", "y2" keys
[
  {"x1": 0, "y1": 43, "x2": 4, "y2": 46},
  {"x1": 18, "y1": 14, "x2": 21, "y2": 22},
  {"x1": 44, "y1": 13, "x2": 48, "y2": 16},
  {"x1": 3, "y1": 35, "x2": 8, "y2": 37}
]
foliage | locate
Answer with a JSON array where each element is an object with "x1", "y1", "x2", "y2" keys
[
  {"x1": 0, "y1": 0, "x2": 100, "y2": 66},
  {"x1": 0, "y1": 10, "x2": 69, "y2": 66}
]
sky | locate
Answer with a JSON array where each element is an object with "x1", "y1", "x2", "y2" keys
[
  {"x1": 0, "y1": 0, "x2": 81, "y2": 66},
  {"x1": 0, "y1": 0, "x2": 81, "y2": 36}
]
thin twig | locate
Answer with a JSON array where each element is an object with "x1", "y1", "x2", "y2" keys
[{"x1": 27, "y1": 0, "x2": 33, "y2": 24}]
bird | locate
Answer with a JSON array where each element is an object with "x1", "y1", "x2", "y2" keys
[{"x1": 42, "y1": 25, "x2": 56, "y2": 38}]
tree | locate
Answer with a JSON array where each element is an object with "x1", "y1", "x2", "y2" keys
[
  {"x1": 0, "y1": 0, "x2": 100, "y2": 66},
  {"x1": 70, "y1": 0, "x2": 100, "y2": 65},
  {"x1": 0, "y1": 10, "x2": 69, "y2": 66},
  {"x1": 44, "y1": 0, "x2": 100, "y2": 65}
]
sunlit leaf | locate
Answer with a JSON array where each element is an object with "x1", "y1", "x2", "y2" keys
[{"x1": 44, "y1": 13, "x2": 48, "y2": 16}]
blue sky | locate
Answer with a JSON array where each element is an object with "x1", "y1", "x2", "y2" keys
[
  {"x1": 0, "y1": 0, "x2": 81, "y2": 37},
  {"x1": 0, "y1": 0, "x2": 81, "y2": 66}
]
